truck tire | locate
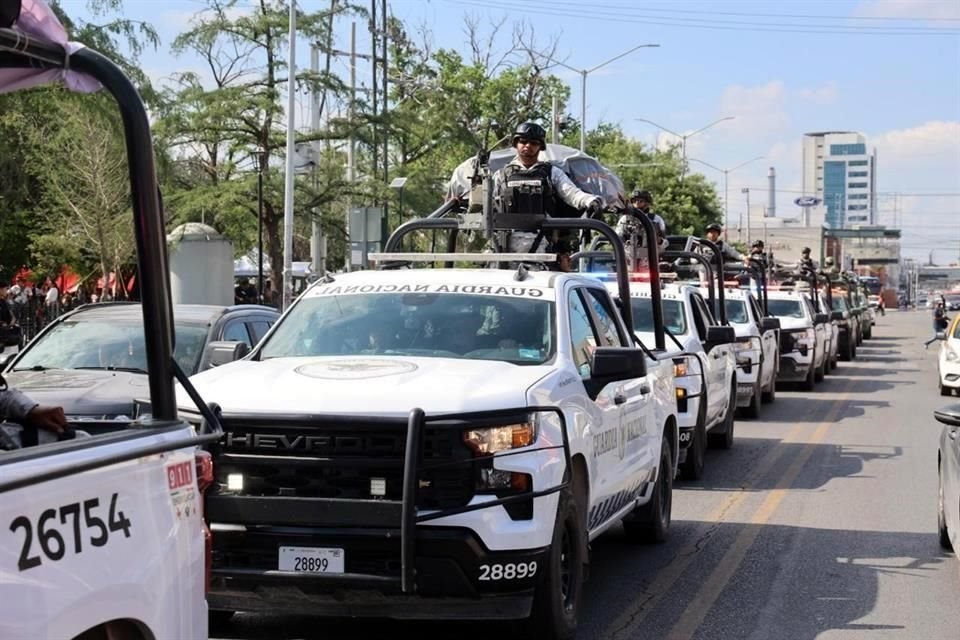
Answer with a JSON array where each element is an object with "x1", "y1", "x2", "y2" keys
[
  {"x1": 939, "y1": 468, "x2": 953, "y2": 551},
  {"x1": 708, "y1": 383, "x2": 736, "y2": 450},
  {"x1": 624, "y1": 433, "x2": 673, "y2": 544},
  {"x1": 209, "y1": 611, "x2": 235, "y2": 630},
  {"x1": 762, "y1": 364, "x2": 777, "y2": 403},
  {"x1": 680, "y1": 402, "x2": 706, "y2": 480},
  {"x1": 742, "y1": 379, "x2": 761, "y2": 419},
  {"x1": 528, "y1": 489, "x2": 585, "y2": 640},
  {"x1": 802, "y1": 358, "x2": 816, "y2": 391}
]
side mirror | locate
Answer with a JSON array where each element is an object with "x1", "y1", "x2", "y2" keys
[
  {"x1": 203, "y1": 340, "x2": 250, "y2": 369},
  {"x1": 705, "y1": 325, "x2": 736, "y2": 348},
  {"x1": 591, "y1": 346, "x2": 647, "y2": 380},
  {"x1": 0, "y1": 352, "x2": 15, "y2": 371},
  {"x1": 934, "y1": 404, "x2": 960, "y2": 427},
  {"x1": 814, "y1": 313, "x2": 829, "y2": 325},
  {"x1": 760, "y1": 317, "x2": 780, "y2": 332},
  {"x1": 830, "y1": 310, "x2": 845, "y2": 321}
]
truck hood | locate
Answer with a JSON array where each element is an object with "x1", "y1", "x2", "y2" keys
[
  {"x1": 179, "y1": 356, "x2": 553, "y2": 415},
  {"x1": 634, "y1": 331, "x2": 685, "y2": 358},
  {"x1": 3, "y1": 369, "x2": 145, "y2": 417}
]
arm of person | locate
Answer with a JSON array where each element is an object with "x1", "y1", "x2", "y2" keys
[
  {"x1": 550, "y1": 166, "x2": 599, "y2": 210},
  {"x1": 0, "y1": 387, "x2": 67, "y2": 434}
]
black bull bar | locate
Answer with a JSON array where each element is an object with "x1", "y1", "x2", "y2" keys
[{"x1": 206, "y1": 406, "x2": 572, "y2": 594}]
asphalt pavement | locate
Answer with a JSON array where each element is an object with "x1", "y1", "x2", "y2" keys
[{"x1": 213, "y1": 309, "x2": 960, "y2": 640}]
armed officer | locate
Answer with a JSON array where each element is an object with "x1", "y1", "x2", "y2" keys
[
  {"x1": 493, "y1": 122, "x2": 602, "y2": 267},
  {"x1": 704, "y1": 222, "x2": 744, "y2": 264}
]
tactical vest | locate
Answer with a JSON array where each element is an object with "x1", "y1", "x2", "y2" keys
[{"x1": 502, "y1": 163, "x2": 555, "y2": 216}]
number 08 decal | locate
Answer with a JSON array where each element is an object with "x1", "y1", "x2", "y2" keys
[
  {"x1": 9, "y1": 493, "x2": 132, "y2": 571},
  {"x1": 478, "y1": 561, "x2": 538, "y2": 581}
]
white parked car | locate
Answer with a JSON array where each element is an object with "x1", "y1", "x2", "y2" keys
[
  {"x1": 722, "y1": 288, "x2": 780, "y2": 417},
  {"x1": 181, "y1": 266, "x2": 679, "y2": 639},
  {"x1": 937, "y1": 403, "x2": 960, "y2": 551},
  {"x1": 768, "y1": 289, "x2": 829, "y2": 391},
  {"x1": 614, "y1": 280, "x2": 737, "y2": 481},
  {"x1": 938, "y1": 316, "x2": 960, "y2": 397}
]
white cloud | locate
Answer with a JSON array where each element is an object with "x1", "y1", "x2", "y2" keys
[
  {"x1": 796, "y1": 82, "x2": 838, "y2": 106},
  {"x1": 716, "y1": 80, "x2": 791, "y2": 142},
  {"x1": 853, "y1": 0, "x2": 960, "y2": 21}
]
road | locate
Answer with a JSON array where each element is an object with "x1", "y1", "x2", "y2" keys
[{"x1": 213, "y1": 310, "x2": 960, "y2": 640}]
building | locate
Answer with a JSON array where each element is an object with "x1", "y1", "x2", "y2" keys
[{"x1": 802, "y1": 131, "x2": 877, "y2": 229}]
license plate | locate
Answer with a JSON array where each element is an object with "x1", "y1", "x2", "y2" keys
[{"x1": 278, "y1": 546, "x2": 345, "y2": 573}]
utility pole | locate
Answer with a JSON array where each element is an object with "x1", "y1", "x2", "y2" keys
[
  {"x1": 346, "y1": 21, "x2": 357, "y2": 271},
  {"x1": 742, "y1": 187, "x2": 751, "y2": 247},
  {"x1": 281, "y1": 0, "x2": 297, "y2": 311},
  {"x1": 310, "y1": 44, "x2": 324, "y2": 276},
  {"x1": 551, "y1": 94, "x2": 559, "y2": 144}
]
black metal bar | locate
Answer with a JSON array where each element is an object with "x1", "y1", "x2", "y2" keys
[
  {"x1": 662, "y1": 249, "x2": 717, "y2": 313},
  {"x1": 696, "y1": 238, "x2": 727, "y2": 324},
  {"x1": 0, "y1": 32, "x2": 178, "y2": 420},
  {"x1": 214, "y1": 567, "x2": 400, "y2": 587},
  {"x1": 207, "y1": 495, "x2": 403, "y2": 528},
  {"x1": 426, "y1": 198, "x2": 461, "y2": 219},
  {"x1": 68, "y1": 48, "x2": 177, "y2": 420},
  {"x1": 384, "y1": 218, "x2": 459, "y2": 252},
  {"x1": 402, "y1": 408, "x2": 423, "y2": 594},
  {"x1": 416, "y1": 483, "x2": 567, "y2": 523}
]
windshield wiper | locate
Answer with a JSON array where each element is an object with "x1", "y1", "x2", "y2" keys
[
  {"x1": 12, "y1": 365, "x2": 60, "y2": 372},
  {"x1": 74, "y1": 366, "x2": 149, "y2": 374}
]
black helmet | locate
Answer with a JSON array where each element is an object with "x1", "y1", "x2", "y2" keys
[
  {"x1": 631, "y1": 189, "x2": 653, "y2": 203},
  {"x1": 752, "y1": 239, "x2": 764, "y2": 249},
  {"x1": 512, "y1": 122, "x2": 546, "y2": 147},
  {"x1": 802, "y1": 246, "x2": 811, "y2": 254},
  {"x1": 705, "y1": 222, "x2": 723, "y2": 233}
]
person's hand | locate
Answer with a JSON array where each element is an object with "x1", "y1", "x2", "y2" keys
[
  {"x1": 24, "y1": 405, "x2": 68, "y2": 435},
  {"x1": 585, "y1": 198, "x2": 603, "y2": 217}
]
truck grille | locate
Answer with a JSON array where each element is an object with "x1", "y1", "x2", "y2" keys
[{"x1": 214, "y1": 421, "x2": 476, "y2": 510}]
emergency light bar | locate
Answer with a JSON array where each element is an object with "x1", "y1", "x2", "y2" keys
[{"x1": 369, "y1": 252, "x2": 557, "y2": 263}]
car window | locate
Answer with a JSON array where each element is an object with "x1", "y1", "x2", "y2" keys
[
  {"x1": 630, "y1": 298, "x2": 687, "y2": 335},
  {"x1": 689, "y1": 296, "x2": 709, "y2": 341},
  {"x1": 748, "y1": 297, "x2": 764, "y2": 323},
  {"x1": 693, "y1": 294, "x2": 717, "y2": 325},
  {"x1": 14, "y1": 317, "x2": 209, "y2": 375},
  {"x1": 583, "y1": 288, "x2": 624, "y2": 347},
  {"x1": 250, "y1": 320, "x2": 273, "y2": 343},
  {"x1": 724, "y1": 299, "x2": 749, "y2": 324},
  {"x1": 223, "y1": 320, "x2": 252, "y2": 346},
  {"x1": 768, "y1": 298, "x2": 806, "y2": 319},
  {"x1": 568, "y1": 290, "x2": 598, "y2": 379},
  {"x1": 259, "y1": 293, "x2": 555, "y2": 365}
]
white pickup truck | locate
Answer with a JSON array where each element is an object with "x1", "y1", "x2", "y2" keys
[
  {"x1": 768, "y1": 289, "x2": 831, "y2": 391},
  {"x1": 183, "y1": 262, "x2": 678, "y2": 639},
  {"x1": 722, "y1": 287, "x2": 780, "y2": 417},
  {"x1": 0, "y1": 4, "x2": 214, "y2": 639},
  {"x1": 609, "y1": 279, "x2": 737, "y2": 481}
]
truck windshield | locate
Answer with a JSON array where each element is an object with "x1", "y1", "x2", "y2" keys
[
  {"x1": 631, "y1": 298, "x2": 687, "y2": 335},
  {"x1": 724, "y1": 300, "x2": 750, "y2": 324},
  {"x1": 768, "y1": 299, "x2": 806, "y2": 319},
  {"x1": 259, "y1": 293, "x2": 555, "y2": 365}
]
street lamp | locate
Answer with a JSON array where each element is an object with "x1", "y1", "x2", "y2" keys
[
  {"x1": 688, "y1": 155, "x2": 764, "y2": 242},
  {"x1": 635, "y1": 116, "x2": 735, "y2": 175},
  {"x1": 389, "y1": 176, "x2": 408, "y2": 230},
  {"x1": 533, "y1": 43, "x2": 660, "y2": 152}
]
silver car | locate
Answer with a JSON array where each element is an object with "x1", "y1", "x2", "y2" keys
[{"x1": 937, "y1": 403, "x2": 960, "y2": 551}]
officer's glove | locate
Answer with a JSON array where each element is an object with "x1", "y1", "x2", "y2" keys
[{"x1": 585, "y1": 198, "x2": 603, "y2": 217}]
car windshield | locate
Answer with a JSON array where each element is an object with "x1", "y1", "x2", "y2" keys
[
  {"x1": 724, "y1": 300, "x2": 750, "y2": 324},
  {"x1": 831, "y1": 295, "x2": 849, "y2": 311},
  {"x1": 14, "y1": 319, "x2": 210, "y2": 375},
  {"x1": 768, "y1": 299, "x2": 806, "y2": 319},
  {"x1": 630, "y1": 298, "x2": 687, "y2": 335},
  {"x1": 259, "y1": 293, "x2": 555, "y2": 365}
]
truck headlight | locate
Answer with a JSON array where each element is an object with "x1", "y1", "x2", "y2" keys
[{"x1": 463, "y1": 421, "x2": 536, "y2": 456}]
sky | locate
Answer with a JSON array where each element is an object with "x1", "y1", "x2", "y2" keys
[{"x1": 63, "y1": 0, "x2": 960, "y2": 264}]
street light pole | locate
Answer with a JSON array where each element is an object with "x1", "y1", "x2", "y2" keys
[
  {"x1": 257, "y1": 156, "x2": 264, "y2": 304},
  {"x1": 688, "y1": 155, "x2": 764, "y2": 242},
  {"x1": 636, "y1": 116, "x2": 735, "y2": 177},
  {"x1": 530, "y1": 44, "x2": 660, "y2": 152}
]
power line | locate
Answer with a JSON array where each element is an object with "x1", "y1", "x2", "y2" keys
[{"x1": 443, "y1": 0, "x2": 960, "y2": 36}]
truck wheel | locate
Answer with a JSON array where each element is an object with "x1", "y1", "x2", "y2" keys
[
  {"x1": 209, "y1": 610, "x2": 235, "y2": 630},
  {"x1": 708, "y1": 383, "x2": 736, "y2": 450},
  {"x1": 939, "y1": 468, "x2": 953, "y2": 551},
  {"x1": 815, "y1": 357, "x2": 826, "y2": 382},
  {"x1": 528, "y1": 489, "x2": 585, "y2": 640},
  {"x1": 762, "y1": 364, "x2": 777, "y2": 403},
  {"x1": 742, "y1": 379, "x2": 761, "y2": 419},
  {"x1": 802, "y1": 358, "x2": 816, "y2": 391},
  {"x1": 624, "y1": 433, "x2": 673, "y2": 544},
  {"x1": 864, "y1": 326, "x2": 872, "y2": 340},
  {"x1": 680, "y1": 403, "x2": 706, "y2": 480}
]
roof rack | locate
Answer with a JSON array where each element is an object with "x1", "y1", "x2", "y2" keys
[
  {"x1": 661, "y1": 235, "x2": 728, "y2": 325},
  {"x1": 381, "y1": 205, "x2": 649, "y2": 340}
]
